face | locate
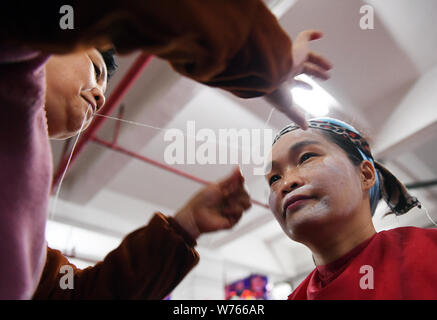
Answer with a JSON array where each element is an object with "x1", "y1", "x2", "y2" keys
[
  {"x1": 265, "y1": 129, "x2": 370, "y2": 243},
  {"x1": 45, "y1": 49, "x2": 107, "y2": 139}
]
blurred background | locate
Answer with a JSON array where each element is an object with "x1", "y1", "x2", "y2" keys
[{"x1": 48, "y1": 0, "x2": 437, "y2": 299}]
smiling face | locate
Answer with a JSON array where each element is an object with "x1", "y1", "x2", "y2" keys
[
  {"x1": 265, "y1": 129, "x2": 374, "y2": 244},
  {"x1": 45, "y1": 49, "x2": 107, "y2": 139}
]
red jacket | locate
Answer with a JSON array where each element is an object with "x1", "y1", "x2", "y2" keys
[{"x1": 289, "y1": 227, "x2": 437, "y2": 300}]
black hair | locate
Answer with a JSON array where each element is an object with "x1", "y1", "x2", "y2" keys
[{"x1": 99, "y1": 48, "x2": 118, "y2": 80}]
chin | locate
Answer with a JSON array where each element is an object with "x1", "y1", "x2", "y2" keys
[
  {"x1": 46, "y1": 101, "x2": 93, "y2": 139},
  {"x1": 49, "y1": 130, "x2": 77, "y2": 140},
  {"x1": 283, "y1": 209, "x2": 331, "y2": 240},
  {"x1": 68, "y1": 111, "x2": 93, "y2": 137},
  {"x1": 49, "y1": 118, "x2": 92, "y2": 140}
]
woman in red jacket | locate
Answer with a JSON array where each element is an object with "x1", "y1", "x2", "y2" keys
[{"x1": 266, "y1": 118, "x2": 437, "y2": 299}]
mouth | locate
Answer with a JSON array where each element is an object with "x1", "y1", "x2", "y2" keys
[
  {"x1": 81, "y1": 95, "x2": 96, "y2": 114},
  {"x1": 282, "y1": 194, "x2": 315, "y2": 218}
]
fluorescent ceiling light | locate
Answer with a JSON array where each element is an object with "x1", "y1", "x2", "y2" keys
[{"x1": 290, "y1": 74, "x2": 340, "y2": 116}]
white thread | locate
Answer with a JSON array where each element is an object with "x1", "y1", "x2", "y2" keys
[
  {"x1": 265, "y1": 108, "x2": 275, "y2": 126},
  {"x1": 94, "y1": 111, "x2": 280, "y2": 185},
  {"x1": 49, "y1": 106, "x2": 92, "y2": 220},
  {"x1": 94, "y1": 113, "x2": 164, "y2": 131},
  {"x1": 93, "y1": 112, "x2": 246, "y2": 153}
]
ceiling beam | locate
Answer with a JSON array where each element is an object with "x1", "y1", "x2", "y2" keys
[{"x1": 373, "y1": 65, "x2": 437, "y2": 159}]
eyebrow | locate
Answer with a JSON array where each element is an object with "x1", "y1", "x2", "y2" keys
[
  {"x1": 265, "y1": 140, "x2": 321, "y2": 176},
  {"x1": 289, "y1": 140, "x2": 321, "y2": 154}
]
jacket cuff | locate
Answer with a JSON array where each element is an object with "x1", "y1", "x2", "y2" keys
[{"x1": 158, "y1": 213, "x2": 197, "y2": 248}]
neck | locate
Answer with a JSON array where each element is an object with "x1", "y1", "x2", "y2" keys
[{"x1": 307, "y1": 214, "x2": 376, "y2": 266}]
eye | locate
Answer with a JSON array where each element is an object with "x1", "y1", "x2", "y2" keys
[
  {"x1": 269, "y1": 175, "x2": 281, "y2": 186},
  {"x1": 299, "y1": 152, "x2": 317, "y2": 164},
  {"x1": 92, "y1": 62, "x2": 101, "y2": 79}
]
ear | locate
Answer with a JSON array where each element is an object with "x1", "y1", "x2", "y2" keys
[{"x1": 360, "y1": 160, "x2": 376, "y2": 192}]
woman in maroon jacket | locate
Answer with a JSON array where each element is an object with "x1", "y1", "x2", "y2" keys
[{"x1": 0, "y1": 1, "x2": 331, "y2": 299}]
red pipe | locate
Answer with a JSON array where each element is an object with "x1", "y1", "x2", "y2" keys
[
  {"x1": 91, "y1": 136, "x2": 270, "y2": 209},
  {"x1": 52, "y1": 53, "x2": 153, "y2": 191}
]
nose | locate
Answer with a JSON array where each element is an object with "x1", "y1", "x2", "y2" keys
[
  {"x1": 280, "y1": 168, "x2": 304, "y2": 196},
  {"x1": 91, "y1": 87, "x2": 105, "y2": 112}
]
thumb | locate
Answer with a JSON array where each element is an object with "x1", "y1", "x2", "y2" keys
[{"x1": 219, "y1": 166, "x2": 244, "y2": 193}]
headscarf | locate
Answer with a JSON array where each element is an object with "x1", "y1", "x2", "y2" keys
[{"x1": 272, "y1": 118, "x2": 421, "y2": 216}]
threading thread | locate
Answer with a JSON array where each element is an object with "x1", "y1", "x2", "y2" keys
[
  {"x1": 93, "y1": 112, "x2": 247, "y2": 154},
  {"x1": 49, "y1": 106, "x2": 92, "y2": 220},
  {"x1": 265, "y1": 108, "x2": 275, "y2": 126},
  {"x1": 50, "y1": 106, "x2": 276, "y2": 221},
  {"x1": 94, "y1": 113, "x2": 164, "y2": 131}
]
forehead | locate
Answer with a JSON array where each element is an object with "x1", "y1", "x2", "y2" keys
[
  {"x1": 270, "y1": 128, "x2": 344, "y2": 161},
  {"x1": 273, "y1": 128, "x2": 325, "y2": 150}
]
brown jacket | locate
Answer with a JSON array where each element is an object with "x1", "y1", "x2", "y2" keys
[
  {"x1": 1, "y1": 0, "x2": 292, "y2": 98},
  {"x1": 33, "y1": 214, "x2": 199, "y2": 299}
]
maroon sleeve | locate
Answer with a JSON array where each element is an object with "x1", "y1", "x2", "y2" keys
[
  {"x1": 33, "y1": 213, "x2": 199, "y2": 299},
  {"x1": 0, "y1": 0, "x2": 292, "y2": 98}
]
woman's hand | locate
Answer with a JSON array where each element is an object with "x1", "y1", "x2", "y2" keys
[
  {"x1": 291, "y1": 30, "x2": 332, "y2": 80},
  {"x1": 174, "y1": 167, "x2": 252, "y2": 240},
  {"x1": 265, "y1": 30, "x2": 332, "y2": 130}
]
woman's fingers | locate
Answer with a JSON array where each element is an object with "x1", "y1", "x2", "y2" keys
[
  {"x1": 218, "y1": 167, "x2": 244, "y2": 195},
  {"x1": 292, "y1": 30, "x2": 324, "y2": 70},
  {"x1": 264, "y1": 85, "x2": 308, "y2": 130},
  {"x1": 308, "y1": 52, "x2": 333, "y2": 71},
  {"x1": 294, "y1": 30, "x2": 323, "y2": 49},
  {"x1": 218, "y1": 178, "x2": 251, "y2": 230},
  {"x1": 282, "y1": 103, "x2": 308, "y2": 130},
  {"x1": 290, "y1": 30, "x2": 331, "y2": 83},
  {"x1": 237, "y1": 189, "x2": 252, "y2": 210},
  {"x1": 302, "y1": 62, "x2": 331, "y2": 80},
  {"x1": 222, "y1": 191, "x2": 251, "y2": 215},
  {"x1": 290, "y1": 79, "x2": 313, "y2": 90}
]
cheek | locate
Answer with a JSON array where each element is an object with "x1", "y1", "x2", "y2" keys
[
  {"x1": 46, "y1": 55, "x2": 93, "y2": 95},
  {"x1": 268, "y1": 190, "x2": 282, "y2": 221},
  {"x1": 45, "y1": 66, "x2": 79, "y2": 113},
  {"x1": 319, "y1": 157, "x2": 362, "y2": 211}
]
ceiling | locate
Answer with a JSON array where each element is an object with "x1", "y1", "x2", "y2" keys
[{"x1": 49, "y1": 0, "x2": 437, "y2": 285}]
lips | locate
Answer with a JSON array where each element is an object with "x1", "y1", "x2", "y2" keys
[
  {"x1": 81, "y1": 95, "x2": 96, "y2": 114},
  {"x1": 282, "y1": 194, "x2": 314, "y2": 217}
]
